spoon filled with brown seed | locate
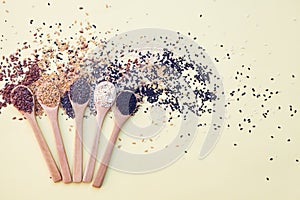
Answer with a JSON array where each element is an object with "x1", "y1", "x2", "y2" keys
[
  {"x1": 69, "y1": 77, "x2": 91, "y2": 182},
  {"x1": 11, "y1": 85, "x2": 62, "y2": 183},
  {"x1": 37, "y1": 81, "x2": 72, "y2": 183},
  {"x1": 93, "y1": 90, "x2": 137, "y2": 188},
  {"x1": 83, "y1": 81, "x2": 116, "y2": 183}
]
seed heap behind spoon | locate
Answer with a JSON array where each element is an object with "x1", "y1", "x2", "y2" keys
[
  {"x1": 93, "y1": 90, "x2": 137, "y2": 188},
  {"x1": 11, "y1": 85, "x2": 62, "y2": 182},
  {"x1": 37, "y1": 81, "x2": 72, "y2": 183},
  {"x1": 83, "y1": 81, "x2": 116, "y2": 182},
  {"x1": 69, "y1": 77, "x2": 91, "y2": 182}
]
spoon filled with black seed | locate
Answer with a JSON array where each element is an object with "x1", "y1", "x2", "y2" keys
[
  {"x1": 93, "y1": 90, "x2": 137, "y2": 188},
  {"x1": 69, "y1": 77, "x2": 91, "y2": 182},
  {"x1": 11, "y1": 85, "x2": 62, "y2": 183},
  {"x1": 83, "y1": 81, "x2": 116, "y2": 183}
]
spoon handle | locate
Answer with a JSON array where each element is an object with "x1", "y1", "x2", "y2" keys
[
  {"x1": 83, "y1": 114, "x2": 105, "y2": 183},
  {"x1": 92, "y1": 124, "x2": 120, "y2": 188},
  {"x1": 26, "y1": 114, "x2": 62, "y2": 182},
  {"x1": 49, "y1": 115, "x2": 72, "y2": 183},
  {"x1": 73, "y1": 115, "x2": 84, "y2": 182}
]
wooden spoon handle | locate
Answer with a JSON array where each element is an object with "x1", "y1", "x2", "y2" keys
[
  {"x1": 83, "y1": 115, "x2": 105, "y2": 183},
  {"x1": 73, "y1": 116, "x2": 84, "y2": 182},
  {"x1": 82, "y1": 128, "x2": 100, "y2": 183},
  {"x1": 27, "y1": 115, "x2": 62, "y2": 182},
  {"x1": 50, "y1": 119, "x2": 72, "y2": 183},
  {"x1": 93, "y1": 124, "x2": 120, "y2": 188}
]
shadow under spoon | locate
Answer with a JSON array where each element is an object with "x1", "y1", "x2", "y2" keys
[
  {"x1": 11, "y1": 85, "x2": 62, "y2": 183},
  {"x1": 37, "y1": 81, "x2": 72, "y2": 183}
]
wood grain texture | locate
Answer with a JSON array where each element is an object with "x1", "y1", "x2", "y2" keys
[
  {"x1": 25, "y1": 112, "x2": 62, "y2": 183},
  {"x1": 44, "y1": 106, "x2": 72, "y2": 183},
  {"x1": 83, "y1": 107, "x2": 110, "y2": 183},
  {"x1": 71, "y1": 101, "x2": 89, "y2": 183},
  {"x1": 93, "y1": 107, "x2": 129, "y2": 188}
]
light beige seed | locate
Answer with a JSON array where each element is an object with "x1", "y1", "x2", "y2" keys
[{"x1": 37, "y1": 81, "x2": 60, "y2": 107}]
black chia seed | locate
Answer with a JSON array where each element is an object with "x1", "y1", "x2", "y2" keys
[
  {"x1": 116, "y1": 91, "x2": 137, "y2": 115},
  {"x1": 11, "y1": 86, "x2": 34, "y2": 113},
  {"x1": 69, "y1": 77, "x2": 90, "y2": 104},
  {"x1": 60, "y1": 91, "x2": 75, "y2": 118}
]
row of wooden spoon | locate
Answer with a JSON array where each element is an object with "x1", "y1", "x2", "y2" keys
[{"x1": 11, "y1": 80, "x2": 136, "y2": 188}]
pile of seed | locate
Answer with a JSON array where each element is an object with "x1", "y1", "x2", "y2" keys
[
  {"x1": 11, "y1": 86, "x2": 34, "y2": 114},
  {"x1": 29, "y1": 73, "x2": 78, "y2": 116},
  {"x1": 83, "y1": 44, "x2": 218, "y2": 122},
  {"x1": 0, "y1": 13, "x2": 296, "y2": 154},
  {"x1": 0, "y1": 52, "x2": 42, "y2": 113},
  {"x1": 61, "y1": 91, "x2": 75, "y2": 118},
  {"x1": 0, "y1": 20, "x2": 103, "y2": 116},
  {"x1": 69, "y1": 77, "x2": 91, "y2": 104},
  {"x1": 0, "y1": 1, "x2": 298, "y2": 185},
  {"x1": 37, "y1": 81, "x2": 60, "y2": 107},
  {"x1": 116, "y1": 91, "x2": 137, "y2": 115},
  {"x1": 94, "y1": 81, "x2": 116, "y2": 108}
]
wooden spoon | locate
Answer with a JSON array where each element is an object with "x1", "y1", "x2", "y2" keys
[
  {"x1": 93, "y1": 91, "x2": 136, "y2": 188},
  {"x1": 70, "y1": 100, "x2": 89, "y2": 182},
  {"x1": 82, "y1": 106, "x2": 110, "y2": 183},
  {"x1": 83, "y1": 81, "x2": 116, "y2": 183},
  {"x1": 11, "y1": 85, "x2": 62, "y2": 183},
  {"x1": 69, "y1": 77, "x2": 91, "y2": 182},
  {"x1": 37, "y1": 83, "x2": 72, "y2": 183}
]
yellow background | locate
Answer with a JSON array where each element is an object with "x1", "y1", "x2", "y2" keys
[{"x1": 0, "y1": 0, "x2": 300, "y2": 199}]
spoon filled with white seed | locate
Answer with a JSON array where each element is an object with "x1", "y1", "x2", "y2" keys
[{"x1": 83, "y1": 81, "x2": 116, "y2": 183}]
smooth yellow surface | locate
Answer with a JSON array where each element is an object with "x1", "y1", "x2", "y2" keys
[{"x1": 0, "y1": 0, "x2": 300, "y2": 199}]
